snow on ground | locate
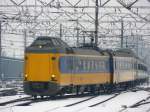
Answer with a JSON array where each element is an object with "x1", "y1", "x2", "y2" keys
[
  {"x1": 0, "y1": 96, "x2": 92, "y2": 112},
  {"x1": 127, "y1": 104, "x2": 150, "y2": 112},
  {"x1": 0, "y1": 95, "x2": 29, "y2": 103},
  {"x1": 139, "y1": 83, "x2": 150, "y2": 88},
  {"x1": 0, "y1": 86, "x2": 150, "y2": 112},
  {"x1": 125, "y1": 94, "x2": 150, "y2": 112},
  {"x1": 46, "y1": 94, "x2": 114, "y2": 112},
  {"x1": 79, "y1": 91, "x2": 149, "y2": 112}
]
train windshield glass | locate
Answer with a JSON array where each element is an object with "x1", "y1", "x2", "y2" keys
[
  {"x1": 30, "y1": 37, "x2": 69, "y2": 48},
  {"x1": 31, "y1": 38, "x2": 54, "y2": 47}
]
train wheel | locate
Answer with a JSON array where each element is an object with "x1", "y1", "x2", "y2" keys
[
  {"x1": 59, "y1": 91, "x2": 65, "y2": 97},
  {"x1": 33, "y1": 95, "x2": 37, "y2": 99},
  {"x1": 76, "y1": 86, "x2": 80, "y2": 95},
  {"x1": 80, "y1": 86, "x2": 85, "y2": 95},
  {"x1": 90, "y1": 85, "x2": 95, "y2": 95},
  {"x1": 40, "y1": 96, "x2": 44, "y2": 99}
]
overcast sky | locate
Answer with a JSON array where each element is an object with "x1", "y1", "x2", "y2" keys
[{"x1": 0, "y1": 0, "x2": 150, "y2": 59}]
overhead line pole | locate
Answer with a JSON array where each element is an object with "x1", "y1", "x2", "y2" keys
[
  {"x1": 95, "y1": 0, "x2": 99, "y2": 46},
  {"x1": 121, "y1": 19, "x2": 124, "y2": 48},
  {"x1": 0, "y1": 21, "x2": 2, "y2": 81},
  {"x1": 76, "y1": 19, "x2": 79, "y2": 47},
  {"x1": 60, "y1": 24, "x2": 62, "y2": 38},
  {"x1": 24, "y1": 29, "x2": 27, "y2": 51}
]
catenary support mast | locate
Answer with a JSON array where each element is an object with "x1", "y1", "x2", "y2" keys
[{"x1": 95, "y1": 0, "x2": 99, "y2": 46}]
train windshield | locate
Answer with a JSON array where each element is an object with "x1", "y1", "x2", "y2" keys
[
  {"x1": 31, "y1": 39, "x2": 53, "y2": 47},
  {"x1": 30, "y1": 37, "x2": 69, "y2": 48}
]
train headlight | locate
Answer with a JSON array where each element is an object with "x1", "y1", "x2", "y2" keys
[
  {"x1": 24, "y1": 74, "x2": 28, "y2": 80},
  {"x1": 51, "y1": 74, "x2": 55, "y2": 78},
  {"x1": 39, "y1": 45, "x2": 42, "y2": 48},
  {"x1": 51, "y1": 75, "x2": 56, "y2": 81},
  {"x1": 25, "y1": 74, "x2": 28, "y2": 78}
]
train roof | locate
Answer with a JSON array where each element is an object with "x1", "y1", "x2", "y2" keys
[
  {"x1": 35, "y1": 36, "x2": 69, "y2": 47},
  {"x1": 72, "y1": 48, "x2": 106, "y2": 56},
  {"x1": 72, "y1": 44, "x2": 111, "y2": 56},
  {"x1": 114, "y1": 48, "x2": 136, "y2": 57},
  {"x1": 27, "y1": 36, "x2": 138, "y2": 58},
  {"x1": 73, "y1": 43, "x2": 110, "y2": 56},
  {"x1": 27, "y1": 36, "x2": 111, "y2": 56}
]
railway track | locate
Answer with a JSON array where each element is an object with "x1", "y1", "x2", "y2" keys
[
  {"x1": 65, "y1": 93, "x2": 121, "y2": 107},
  {"x1": 0, "y1": 96, "x2": 32, "y2": 106},
  {"x1": 65, "y1": 95, "x2": 99, "y2": 107},
  {"x1": 0, "y1": 88, "x2": 17, "y2": 96},
  {"x1": 0, "y1": 84, "x2": 146, "y2": 106},
  {"x1": 119, "y1": 95, "x2": 150, "y2": 112},
  {"x1": 47, "y1": 92, "x2": 126, "y2": 112},
  {"x1": 46, "y1": 87, "x2": 149, "y2": 112},
  {"x1": 15, "y1": 91, "x2": 150, "y2": 112},
  {"x1": 0, "y1": 86, "x2": 149, "y2": 112},
  {"x1": 136, "y1": 86, "x2": 150, "y2": 92},
  {"x1": 89, "y1": 93, "x2": 120, "y2": 107},
  {"x1": 130, "y1": 96, "x2": 150, "y2": 108},
  {"x1": 46, "y1": 95, "x2": 100, "y2": 112},
  {"x1": 0, "y1": 93, "x2": 100, "y2": 107},
  {"x1": 64, "y1": 86, "x2": 141, "y2": 108}
]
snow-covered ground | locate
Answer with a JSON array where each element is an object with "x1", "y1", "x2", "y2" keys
[
  {"x1": 0, "y1": 95, "x2": 29, "y2": 104},
  {"x1": 0, "y1": 85, "x2": 150, "y2": 112}
]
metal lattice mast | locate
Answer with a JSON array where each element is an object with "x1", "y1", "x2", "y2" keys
[
  {"x1": 95, "y1": 0, "x2": 99, "y2": 46},
  {"x1": 0, "y1": 21, "x2": 1, "y2": 80}
]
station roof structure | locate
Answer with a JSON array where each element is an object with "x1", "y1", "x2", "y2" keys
[{"x1": 0, "y1": 0, "x2": 150, "y2": 66}]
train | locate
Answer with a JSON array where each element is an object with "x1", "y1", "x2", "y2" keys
[{"x1": 24, "y1": 36, "x2": 149, "y2": 97}]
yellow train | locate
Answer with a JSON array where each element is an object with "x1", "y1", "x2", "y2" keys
[{"x1": 24, "y1": 36, "x2": 149, "y2": 97}]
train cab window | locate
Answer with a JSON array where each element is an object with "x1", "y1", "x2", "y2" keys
[
  {"x1": 31, "y1": 38, "x2": 54, "y2": 48},
  {"x1": 30, "y1": 37, "x2": 69, "y2": 48}
]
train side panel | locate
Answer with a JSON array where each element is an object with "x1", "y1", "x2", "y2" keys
[
  {"x1": 60, "y1": 73, "x2": 111, "y2": 86},
  {"x1": 136, "y1": 60, "x2": 149, "y2": 81},
  {"x1": 59, "y1": 55, "x2": 112, "y2": 86},
  {"x1": 113, "y1": 56, "x2": 135, "y2": 83}
]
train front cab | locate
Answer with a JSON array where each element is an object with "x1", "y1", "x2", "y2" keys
[
  {"x1": 24, "y1": 53, "x2": 61, "y2": 96},
  {"x1": 23, "y1": 37, "x2": 69, "y2": 96}
]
